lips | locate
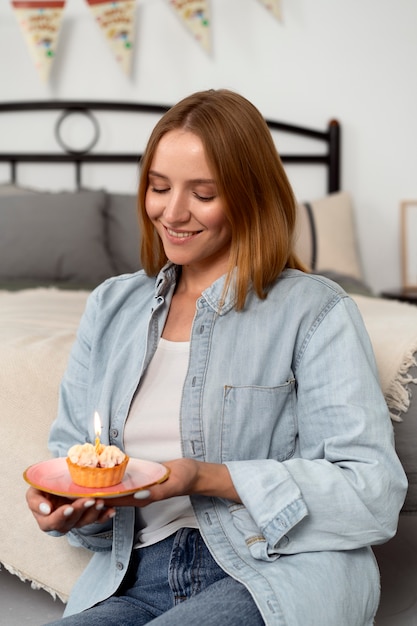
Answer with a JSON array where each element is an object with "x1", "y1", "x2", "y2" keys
[{"x1": 165, "y1": 226, "x2": 202, "y2": 239}]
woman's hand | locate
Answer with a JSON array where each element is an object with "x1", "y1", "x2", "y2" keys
[
  {"x1": 26, "y1": 459, "x2": 240, "y2": 531},
  {"x1": 26, "y1": 486, "x2": 116, "y2": 533},
  {"x1": 109, "y1": 458, "x2": 241, "y2": 508}
]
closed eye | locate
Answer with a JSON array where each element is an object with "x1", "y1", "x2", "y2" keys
[
  {"x1": 151, "y1": 187, "x2": 170, "y2": 194},
  {"x1": 194, "y1": 193, "x2": 216, "y2": 202}
]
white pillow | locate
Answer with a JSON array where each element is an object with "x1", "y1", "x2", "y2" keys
[
  {"x1": 0, "y1": 183, "x2": 38, "y2": 195},
  {"x1": 295, "y1": 191, "x2": 363, "y2": 281}
]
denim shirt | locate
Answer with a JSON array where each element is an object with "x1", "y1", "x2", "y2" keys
[{"x1": 49, "y1": 265, "x2": 407, "y2": 624}]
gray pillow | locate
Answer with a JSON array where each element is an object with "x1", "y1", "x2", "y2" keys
[
  {"x1": 106, "y1": 193, "x2": 142, "y2": 274},
  {"x1": 318, "y1": 270, "x2": 374, "y2": 297},
  {"x1": 392, "y1": 363, "x2": 417, "y2": 512},
  {"x1": 0, "y1": 190, "x2": 115, "y2": 284}
]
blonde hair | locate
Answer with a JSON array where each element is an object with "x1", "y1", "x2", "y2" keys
[{"x1": 138, "y1": 89, "x2": 307, "y2": 310}]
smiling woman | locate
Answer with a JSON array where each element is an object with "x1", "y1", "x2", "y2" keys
[
  {"x1": 145, "y1": 130, "x2": 232, "y2": 297},
  {"x1": 25, "y1": 89, "x2": 407, "y2": 626},
  {"x1": 138, "y1": 90, "x2": 305, "y2": 312}
]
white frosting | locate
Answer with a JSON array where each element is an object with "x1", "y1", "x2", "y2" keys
[
  {"x1": 67, "y1": 443, "x2": 125, "y2": 468},
  {"x1": 67, "y1": 443, "x2": 98, "y2": 467},
  {"x1": 98, "y1": 445, "x2": 125, "y2": 468}
]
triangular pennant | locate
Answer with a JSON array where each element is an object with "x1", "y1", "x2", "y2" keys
[
  {"x1": 256, "y1": 0, "x2": 282, "y2": 21},
  {"x1": 86, "y1": 0, "x2": 136, "y2": 75},
  {"x1": 168, "y1": 1, "x2": 211, "y2": 53},
  {"x1": 11, "y1": 1, "x2": 66, "y2": 82}
]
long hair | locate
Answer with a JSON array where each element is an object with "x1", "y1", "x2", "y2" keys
[{"x1": 138, "y1": 89, "x2": 307, "y2": 310}]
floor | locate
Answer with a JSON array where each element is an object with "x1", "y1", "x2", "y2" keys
[
  {"x1": 0, "y1": 515, "x2": 416, "y2": 626},
  {"x1": 0, "y1": 569, "x2": 64, "y2": 625}
]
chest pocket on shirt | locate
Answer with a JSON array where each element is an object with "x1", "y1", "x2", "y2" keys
[{"x1": 220, "y1": 379, "x2": 296, "y2": 462}]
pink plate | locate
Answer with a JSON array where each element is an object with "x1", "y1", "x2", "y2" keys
[{"x1": 23, "y1": 457, "x2": 170, "y2": 499}]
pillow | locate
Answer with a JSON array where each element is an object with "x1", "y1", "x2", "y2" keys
[
  {"x1": 318, "y1": 270, "x2": 374, "y2": 297},
  {"x1": 294, "y1": 202, "x2": 316, "y2": 269},
  {"x1": 295, "y1": 191, "x2": 364, "y2": 281},
  {"x1": 0, "y1": 190, "x2": 115, "y2": 285},
  {"x1": 105, "y1": 193, "x2": 142, "y2": 274},
  {"x1": 0, "y1": 183, "x2": 39, "y2": 195}
]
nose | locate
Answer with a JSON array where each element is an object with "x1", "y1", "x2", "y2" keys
[{"x1": 162, "y1": 190, "x2": 190, "y2": 224}]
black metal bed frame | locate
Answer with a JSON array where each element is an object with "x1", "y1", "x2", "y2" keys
[{"x1": 0, "y1": 101, "x2": 341, "y2": 193}]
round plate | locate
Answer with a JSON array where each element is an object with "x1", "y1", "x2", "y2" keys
[{"x1": 23, "y1": 457, "x2": 170, "y2": 499}]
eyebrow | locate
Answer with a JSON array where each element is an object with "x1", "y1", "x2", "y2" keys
[{"x1": 148, "y1": 170, "x2": 216, "y2": 185}]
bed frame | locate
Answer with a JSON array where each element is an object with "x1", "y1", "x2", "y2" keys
[{"x1": 0, "y1": 101, "x2": 341, "y2": 193}]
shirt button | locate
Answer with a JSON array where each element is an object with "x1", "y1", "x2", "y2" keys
[
  {"x1": 116, "y1": 562, "x2": 124, "y2": 571},
  {"x1": 110, "y1": 429, "x2": 118, "y2": 439},
  {"x1": 199, "y1": 325, "x2": 205, "y2": 334}
]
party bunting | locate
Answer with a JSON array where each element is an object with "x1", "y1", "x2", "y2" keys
[
  {"x1": 86, "y1": 0, "x2": 136, "y2": 75},
  {"x1": 168, "y1": 0, "x2": 211, "y2": 53},
  {"x1": 256, "y1": 0, "x2": 282, "y2": 21},
  {"x1": 11, "y1": 0, "x2": 66, "y2": 82}
]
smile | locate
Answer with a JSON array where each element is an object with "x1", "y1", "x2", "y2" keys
[{"x1": 166, "y1": 227, "x2": 201, "y2": 239}]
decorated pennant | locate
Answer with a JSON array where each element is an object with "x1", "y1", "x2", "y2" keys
[
  {"x1": 12, "y1": 1, "x2": 66, "y2": 82},
  {"x1": 256, "y1": 0, "x2": 282, "y2": 21},
  {"x1": 169, "y1": 1, "x2": 211, "y2": 53},
  {"x1": 86, "y1": 0, "x2": 136, "y2": 75}
]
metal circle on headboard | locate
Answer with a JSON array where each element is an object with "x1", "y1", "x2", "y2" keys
[{"x1": 54, "y1": 108, "x2": 100, "y2": 155}]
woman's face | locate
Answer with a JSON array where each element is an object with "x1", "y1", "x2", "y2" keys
[{"x1": 145, "y1": 130, "x2": 232, "y2": 280}]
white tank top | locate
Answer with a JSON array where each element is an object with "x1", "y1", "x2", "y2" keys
[{"x1": 124, "y1": 337, "x2": 198, "y2": 547}]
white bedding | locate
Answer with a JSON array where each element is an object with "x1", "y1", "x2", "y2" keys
[
  {"x1": 0, "y1": 288, "x2": 90, "y2": 601},
  {"x1": 352, "y1": 294, "x2": 417, "y2": 421},
  {"x1": 1, "y1": 287, "x2": 417, "y2": 601}
]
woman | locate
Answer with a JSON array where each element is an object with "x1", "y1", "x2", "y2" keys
[{"x1": 26, "y1": 89, "x2": 407, "y2": 626}]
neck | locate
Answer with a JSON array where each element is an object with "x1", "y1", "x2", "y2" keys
[{"x1": 176, "y1": 264, "x2": 227, "y2": 297}]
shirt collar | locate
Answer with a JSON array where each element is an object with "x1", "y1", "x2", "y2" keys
[{"x1": 154, "y1": 263, "x2": 237, "y2": 315}]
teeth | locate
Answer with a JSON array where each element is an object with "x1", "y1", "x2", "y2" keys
[{"x1": 167, "y1": 228, "x2": 197, "y2": 238}]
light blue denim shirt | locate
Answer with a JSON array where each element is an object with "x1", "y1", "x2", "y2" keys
[{"x1": 49, "y1": 264, "x2": 407, "y2": 624}]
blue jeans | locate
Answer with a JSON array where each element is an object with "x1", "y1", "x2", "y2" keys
[{"x1": 46, "y1": 528, "x2": 264, "y2": 625}]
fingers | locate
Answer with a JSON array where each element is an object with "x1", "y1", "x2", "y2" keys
[
  {"x1": 42, "y1": 499, "x2": 115, "y2": 533},
  {"x1": 62, "y1": 499, "x2": 116, "y2": 531},
  {"x1": 26, "y1": 486, "x2": 52, "y2": 512},
  {"x1": 133, "y1": 489, "x2": 151, "y2": 501},
  {"x1": 26, "y1": 487, "x2": 115, "y2": 533}
]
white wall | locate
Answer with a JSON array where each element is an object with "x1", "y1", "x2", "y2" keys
[{"x1": 0, "y1": 0, "x2": 416, "y2": 293}]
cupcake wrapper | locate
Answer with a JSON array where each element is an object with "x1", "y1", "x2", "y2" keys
[{"x1": 66, "y1": 455, "x2": 129, "y2": 488}]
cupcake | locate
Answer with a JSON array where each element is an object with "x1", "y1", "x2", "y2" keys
[{"x1": 66, "y1": 442, "x2": 129, "y2": 488}]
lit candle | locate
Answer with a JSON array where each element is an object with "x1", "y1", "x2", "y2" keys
[{"x1": 94, "y1": 411, "x2": 102, "y2": 454}]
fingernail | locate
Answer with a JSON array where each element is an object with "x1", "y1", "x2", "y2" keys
[
  {"x1": 63, "y1": 506, "x2": 74, "y2": 517},
  {"x1": 108, "y1": 510, "x2": 116, "y2": 518},
  {"x1": 95, "y1": 502, "x2": 105, "y2": 511},
  {"x1": 83, "y1": 500, "x2": 96, "y2": 508},
  {"x1": 133, "y1": 489, "x2": 151, "y2": 500},
  {"x1": 39, "y1": 502, "x2": 51, "y2": 515}
]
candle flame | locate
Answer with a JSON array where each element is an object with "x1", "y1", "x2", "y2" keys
[{"x1": 94, "y1": 411, "x2": 101, "y2": 437}]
